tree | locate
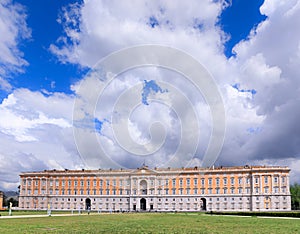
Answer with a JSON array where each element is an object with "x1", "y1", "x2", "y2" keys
[{"x1": 290, "y1": 183, "x2": 300, "y2": 210}]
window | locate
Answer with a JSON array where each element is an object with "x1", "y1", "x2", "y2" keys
[
  {"x1": 172, "y1": 179, "x2": 176, "y2": 187},
  {"x1": 55, "y1": 180, "x2": 59, "y2": 187},
  {"x1": 216, "y1": 188, "x2": 220, "y2": 194},
  {"x1": 113, "y1": 179, "x2": 116, "y2": 186},
  {"x1": 100, "y1": 180, "x2": 103, "y2": 187},
  {"x1": 62, "y1": 180, "x2": 65, "y2": 186},
  {"x1": 264, "y1": 176, "x2": 268, "y2": 184},
  {"x1": 179, "y1": 179, "x2": 183, "y2": 187},
  {"x1": 246, "y1": 177, "x2": 250, "y2": 184},
  {"x1": 68, "y1": 180, "x2": 71, "y2": 186},
  {"x1": 208, "y1": 188, "x2": 212, "y2": 194},
  {"x1": 186, "y1": 178, "x2": 190, "y2": 186},
  {"x1": 186, "y1": 188, "x2": 190, "y2": 195},
  {"x1": 106, "y1": 189, "x2": 110, "y2": 195},
  {"x1": 35, "y1": 180, "x2": 38, "y2": 186},
  {"x1": 255, "y1": 177, "x2": 259, "y2": 184},
  {"x1": 194, "y1": 178, "x2": 198, "y2": 186},
  {"x1": 274, "y1": 187, "x2": 278, "y2": 193},
  {"x1": 80, "y1": 189, "x2": 84, "y2": 195},
  {"x1": 223, "y1": 188, "x2": 227, "y2": 194},
  {"x1": 255, "y1": 187, "x2": 259, "y2": 193},
  {"x1": 74, "y1": 180, "x2": 78, "y2": 187},
  {"x1": 238, "y1": 187, "x2": 242, "y2": 194},
  {"x1": 165, "y1": 189, "x2": 169, "y2": 195},
  {"x1": 201, "y1": 178, "x2": 205, "y2": 186},
  {"x1": 274, "y1": 177, "x2": 278, "y2": 184},
  {"x1": 87, "y1": 180, "x2": 90, "y2": 187},
  {"x1": 193, "y1": 188, "x2": 197, "y2": 194},
  {"x1": 80, "y1": 180, "x2": 84, "y2": 187},
  {"x1": 172, "y1": 188, "x2": 176, "y2": 195},
  {"x1": 165, "y1": 179, "x2": 169, "y2": 186},
  {"x1": 208, "y1": 178, "x2": 212, "y2": 186},
  {"x1": 230, "y1": 187, "x2": 235, "y2": 194},
  {"x1": 282, "y1": 176, "x2": 286, "y2": 184},
  {"x1": 238, "y1": 177, "x2": 242, "y2": 185},
  {"x1": 119, "y1": 180, "x2": 123, "y2": 187},
  {"x1": 49, "y1": 180, "x2": 52, "y2": 186},
  {"x1": 223, "y1": 178, "x2": 227, "y2": 185},
  {"x1": 216, "y1": 178, "x2": 220, "y2": 186},
  {"x1": 230, "y1": 177, "x2": 235, "y2": 185},
  {"x1": 201, "y1": 188, "x2": 205, "y2": 194}
]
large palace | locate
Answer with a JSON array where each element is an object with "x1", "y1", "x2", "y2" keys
[{"x1": 18, "y1": 165, "x2": 291, "y2": 212}]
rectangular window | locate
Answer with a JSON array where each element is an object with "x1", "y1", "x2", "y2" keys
[
  {"x1": 35, "y1": 180, "x2": 38, "y2": 186},
  {"x1": 216, "y1": 178, "x2": 220, "y2": 186},
  {"x1": 246, "y1": 177, "x2": 250, "y2": 184},
  {"x1": 106, "y1": 189, "x2": 109, "y2": 195},
  {"x1": 93, "y1": 180, "x2": 97, "y2": 187},
  {"x1": 80, "y1": 180, "x2": 84, "y2": 187},
  {"x1": 172, "y1": 179, "x2": 176, "y2": 187},
  {"x1": 231, "y1": 187, "x2": 235, "y2": 194},
  {"x1": 238, "y1": 177, "x2": 242, "y2": 185},
  {"x1": 238, "y1": 187, "x2": 242, "y2": 194},
  {"x1": 49, "y1": 180, "x2": 52, "y2": 186},
  {"x1": 179, "y1": 179, "x2": 183, "y2": 187},
  {"x1": 208, "y1": 178, "x2": 212, "y2": 186},
  {"x1": 62, "y1": 180, "x2": 65, "y2": 186},
  {"x1": 201, "y1": 188, "x2": 205, "y2": 194},
  {"x1": 230, "y1": 177, "x2": 235, "y2": 185},
  {"x1": 193, "y1": 188, "x2": 197, "y2": 194},
  {"x1": 223, "y1": 178, "x2": 227, "y2": 185},
  {"x1": 208, "y1": 188, "x2": 212, "y2": 194},
  {"x1": 68, "y1": 180, "x2": 71, "y2": 186},
  {"x1": 201, "y1": 178, "x2": 205, "y2": 186},
  {"x1": 74, "y1": 180, "x2": 78, "y2": 187},
  {"x1": 172, "y1": 188, "x2": 176, "y2": 195},
  {"x1": 55, "y1": 180, "x2": 59, "y2": 187},
  {"x1": 264, "y1": 176, "x2": 268, "y2": 184},
  {"x1": 87, "y1": 180, "x2": 90, "y2": 187},
  {"x1": 264, "y1": 187, "x2": 269, "y2": 193},
  {"x1": 186, "y1": 178, "x2": 190, "y2": 186},
  {"x1": 223, "y1": 188, "x2": 227, "y2": 194},
  {"x1": 274, "y1": 177, "x2": 278, "y2": 184},
  {"x1": 119, "y1": 180, "x2": 123, "y2": 187},
  {"x1": 186, "y1": 188, "x2": 190, "y2": 195},
  {"x1": 255, "y1": 187, "x2": 259, "y2": 193},
  {"x1": 255, "y1": 177, "x2": 259, "y2": 184},
  {"x1": 165, "y1": 179, "x2": 169, "y2": 186},
  {"x1": 165, "y1": 189, "x2": 169, "y2": 195},
  {"x1": 282, "y1": 176, "x2": 286, "y2": 184},
  {"x1": 216, "y1": 188, "x2": 220, "y2": 194},
  {"x1": 113, "y1": 179, "x2": 116, "y2": 186},
  {"x1": 106, "y1": 180, "x2": 110, "y2": 186},
  {"x1": 194, "y1": 178, "x2": 198, "y2": 186},
  {"x1": 80, "y1": 189, "x2": 84, "y2": 195},
  {"x1": 100, "y1": 180, "x2": 103, "y2": 187}
]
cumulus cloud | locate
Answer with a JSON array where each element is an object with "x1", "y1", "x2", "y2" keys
[{"x1": 0, "y1": 0, "x2": 31, "y2": 86}]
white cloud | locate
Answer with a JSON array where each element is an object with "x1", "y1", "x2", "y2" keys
[{"x1": 0, "y1": 0, "x2": 31, "y2": 83}]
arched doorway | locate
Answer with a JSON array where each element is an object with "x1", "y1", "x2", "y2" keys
[
  {"x1": 140, "y1": 198, "x2": 146, "y2": 211},
  {"x1": 200, "y1": 198, "x2": 206, "y2": 211},
  {"x1": 85, "y1": 198, "x2": 91, "y2": 210}
]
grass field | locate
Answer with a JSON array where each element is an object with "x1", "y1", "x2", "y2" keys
[{"x1": 0, "y1": 213, "x2": 299, "y2": 234}]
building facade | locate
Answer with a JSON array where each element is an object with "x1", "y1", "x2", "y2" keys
[
  {"x1": 18, "y1": 165, "x2": 291, "y2": 212},
  {"x1": 0, "y1": 191, "x2": 3, "y2": 210}
]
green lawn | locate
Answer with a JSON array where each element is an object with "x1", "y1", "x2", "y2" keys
[{"x1": 0, "y1": 213, "x2": 299, "y2": 234}]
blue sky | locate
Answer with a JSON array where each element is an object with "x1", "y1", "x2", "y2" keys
[
  {"x1": 1, "y1": 0, "x2": 266, "y2": 100},
  {"x1": 1, "y1": 0, "x2": 300, "y2": 190}
]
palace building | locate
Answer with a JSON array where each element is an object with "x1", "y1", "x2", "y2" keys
[{"x1": 18, "y1": 165, "x2": 291, "y2": 212}]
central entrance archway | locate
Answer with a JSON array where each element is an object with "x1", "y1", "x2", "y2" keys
[
  {"x1": 140, "y1": 198, "x2": 146, "y2": 210},
  {"x1": 85, "y1": 198, "x2": 91, "y2": 210}
]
